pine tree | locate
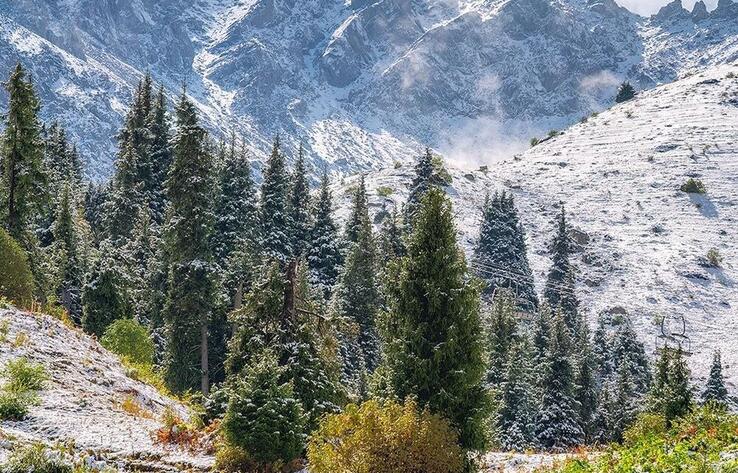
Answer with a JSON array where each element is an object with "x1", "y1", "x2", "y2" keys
[
  {"x1": 259, "y1": 136, "x2": 292, "y2": 263},
  {"x1": 498, "y1": 336, "x2": 537, "y2": 451},
  {"x1": 221, "y1": 354, "x2": 307, "y2": 467},
  {"x1": 615, "y1": 82, "x2": 636, "y2": 103},
  {"x1": 610, "y1": 358, "x2": 640, "y2": 442},
  {"x1": 378, "y1": 205, "x2": 406, "y2": 262},
  {"x1": 574, "y1": 316, "x2": 598, "y2": 443},
  {"x1": 288, "y1": 144, "x2": 311, "y2": 258},
  {"x1": 383, "y1": 187, "x2": 490, "y2": 451},
  {"x1": 535, "y1": 310, "x2": 584, "y2": 451},
  {"x1": 592, "y1": 312, "x2": 614, "y2": 381},
  {"x1": 404, "y1": 148, "x2": 444, "y2": 229},
  {"x1": 474, "y1": 192, "x2": 537, "y2": 311},
  {"x1": 611, "y1": 317, "x2": 651, "y2": 394},
  {"x1": 533, "y1": 303, "x2": 553, "y2": 365},
  {"x1": 649, "y1": 347, "x2": 693, "y2": 425},
  {"x1": 125, "y1": 207, "x2": 157, "y2": 323},
  {"x1": 105, "y1": 76, "x2": 153, "y2": 247},
  {"x1": 544, "y1": 207, "x2": 579, "y2": 331},
  {"x1": 147, "y1": 85, "x2": 172, "y2": 225},
  {"x1": 702, "y1": 351, "x2": 728, "y2": 406},
  {"x1": 213, "y1": 136, "x2": 259, "y2": 304},
  {"x1": 163, "y1": 90, "x2": 216, "y2": 395},
  {"x1": 486, "y1": 290, "x2": 519, "y2": 387},
  {"x1": 344, "y1": 174, "x2": 370, "y2": 246},
  {"x1": 333, "y1": 180, "x2": 380, "y2": 387},
  {"x1": 84, "y1": 183, "x2": 108, "y2": 244},
  {"x1": 307, "y1": 171, "x2": 342, "y2": 300},
  {"x1": 52, "y1": 183, "x2": 84, "y2": 319},
  {"x1": 82, "y1": 242, "x2": 127, "y2": 337}
]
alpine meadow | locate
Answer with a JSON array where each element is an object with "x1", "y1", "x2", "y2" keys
[{"x1": 1, "y1": 1, "x2": 738, "y2": 472}]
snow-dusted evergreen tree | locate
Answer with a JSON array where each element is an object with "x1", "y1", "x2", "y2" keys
[
  {"x1": 498, "y1": 336, "x2": 537, "y2": 451},
  {"x1": 125, "y1": 207, "x2": 157, "y2": 323},
  {"x1": 404, "y1": 148, "x2": 444, "y2": 229},
  {"x1": 307, "y1": 171, "x2": 342, "y2": 300},
  {"x1": 82, "y1": 241, "x2": 127, "y2": 337},
  {"x1": 84, "y1": 183, "x2": 108, "y2": 244},
  {"x1": 162, "y1": 90, "x2": 216, "y2": 395},
  {"x1": 649, "y1": 347, "x2": 693, "y2": 425},
  {"x1": 378, "y1": 205, "x2": 406, "y2": 262},
  {"x1": 474, "y1": 192, "x2": 537, "y2": 311},
  {"x1": 702, "y1": 351, "x2": 728, "y2": 406},
  {"x1": 147, "y1": 85, "x2": 172, "y2": 225},
  {"x1": 1, "y1": 63, "x2": 47, "y2": 243},
  {"x1": 486, "y1": 290, "x2": 519, "y2": 387},
  {"x1": 533, "y1": 303, "x2": 553, "y2": 365},
  {"x1": 344, "y1": 174, "x2": 369, "y2": 245},
  {"x1": 383, "y1": 187, "x2": 490, "y2": 452},
  {"x1": 544, "y1": 207, "x2": 579, "y2": 331},
  {"x1": 535, "y1": 310, "x2": 584, "y2": 451},
  {"x1": 334, "y1": 177, "x2": 380, "y2": 390},
  {"x1": 259, "y1": 136, "x2": 292, "y2": 263},
  {"x1": 592, "y1": 312, "x2": 614, "y2": 380},
  {"x1": 105, "y1": 77, "x2": 153, "y2": 248},
  {"x1": 574, "y1": 316, "x2": 598, "y2": 443},
  {"x1": 288, "y1": 144, "x2": 311, "y2": 258},
  {"x1": 52, "y1": 183, "x2": 84, "y2": 318},
  {"x1": 611, "y1": 317, "x2": 651, "y2": 394},
  {"x1": 615, "y1": 82, "x2": 636, "y2": 103}
]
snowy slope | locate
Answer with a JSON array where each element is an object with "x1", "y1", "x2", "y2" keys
[
  {"x1": 335, "y1": 63, "x2": 738, "y2": 386},
  {"x1": 1, "y1": 0, "x2": 738, "y2": 179},
  {"x1": 0, "y1": 308, "x2": 214, "y2": 471}
]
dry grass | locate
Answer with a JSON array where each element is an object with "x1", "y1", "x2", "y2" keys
[{"x1": 119, "y1": 395, "x2": 154, "y2": 419}]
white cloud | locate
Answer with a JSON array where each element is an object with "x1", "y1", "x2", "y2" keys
[{"x1": 615, "y1": 0, "x2": 719, "y2": 16}]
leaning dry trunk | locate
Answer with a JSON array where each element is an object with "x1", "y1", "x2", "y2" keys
[{"x1": 201, "y1": 319, "x2": 209, "y2": 395}]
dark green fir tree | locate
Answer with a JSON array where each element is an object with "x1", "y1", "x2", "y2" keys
[
  {"x1": 702, "y1": 351, "x2": 728, "y2": 407},
  {"x1": 404, "y1": 148, "x2": 444, "y2": 229},
  {"x1": 260, "y1": 136, "x2": 292, "y2": 263},
  {"x1": 486, "y1": 289, "x2": 519, "y2": 387},
  {"x1": 544, "y1": 207, "x2": 579, "y2": 331},
  {"x1": 288, "y1": 144, "x2": 311, "y2": 258},
  {"x1": 82, "y1": 242, "x2": 127, "y2": 337},
  {"x1": 498, "y1": 336, "x2": 537, "y2": 451},
  {"x1": 307, "y1": 171, "x2": 342, "y2": 300}
]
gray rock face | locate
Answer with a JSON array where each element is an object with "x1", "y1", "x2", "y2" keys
[
  {"x1": 0, "y1": 0, "x2": 737, "y2": 180},
  {"x1": 692, "y1": 1, "x2": 710, "y2": 21}
]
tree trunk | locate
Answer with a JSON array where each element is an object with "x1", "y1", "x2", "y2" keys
[{"x1": 200, "y1": 320, "x2": 209, "y2": 395}]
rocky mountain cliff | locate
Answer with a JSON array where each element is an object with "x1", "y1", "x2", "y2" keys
[{"x1": 1, "y1": 0, "x2": 737, "y2": 179}]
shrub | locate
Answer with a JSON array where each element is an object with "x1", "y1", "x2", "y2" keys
[
  {"x1": 431, "y1": 155, "x2": 453, "y2": 185},
  {"x1": 548, "y1": 129, "x2": 561, "y2": 137},
  {"x1": 530, "y1": 137, "x2": 540, "y2": 147},
  {"x1": 707, "y1": 248, "x2": 723, "y2": 268},
  {"x1": 307, "y1": 399, "x2": 464, "y2": 473},
  {"x1": 548, "y1": 407, "x2": 738, "y2": 472},
  {"x1": 0, "y1": 228, "x2": 34, "y2": 308},
  {"x1": 377, "y1": 186, "x2": 394, "y2": 198},
  {"x1": 680, "y1": 177, "x2": 706, "y2": 194},
  {"x1": 4, "y1": 358, "x2": 48, "y2": 393},
  {"x1": 220, "y1": 356, "x2": 306, "y2": 469},
  {"x1": 101, "y1": 318, "x2": 155, "y2": 366},
  {"x1": 615, "y1": 82, "x2": 636, "y2": 103},
  {"x1": 2, "y1": 443, "x2": 72, "y2": 473},
  {"x1": 0, "y1": 391, "x2": 33, "y2": 420}
]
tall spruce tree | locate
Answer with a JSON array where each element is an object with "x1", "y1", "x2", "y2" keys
[
  {"x1": 163, "y1": 91, "x2": 216, "y2": 394},
  {"x1": 611, "y1": 317, "x2": 651, "y2": 394},
  {"x1": 383, "y1": 187, "x2": 490, "y2": 452},
  {"x1": 649, "y1": 347, "x2": 693, "y2": 425},
  {"x1": 535, "y1": 310, "x2": 584, "y2": 451},
  {"x1": 1, "y1": 63, "x2": 47, "y2": 242},
  {"x1": 574, "y1": 316, "x2": 598, "y2": 443},
  {"x1": 404, "y1": 148, "x2": 444, "y2": 229},
  {"x1": 474, "y1": 192, "x2": 537, "y2": 311},
  {"x1": 52, "y1": 183, "x2": 84, "y2": 319},
  {"x1": 334, "y1": 178, "x2": 380, "y2": 390},
  {"x1": 486, "y1": 290, "x2": 519, "y2": 387},
  {"x1": 378, "y1": 205, "x2": 406, "y2": 262},
  {"x1": 702, "y1": 351, "x2": 728, "y2": 406},
  {"x1": 125, "y1": 207, "x2": 157, "y2": 323},
  {"x1": 147, "y1": 85, "x2": 172, "y2": 225},
  {"x1": 288, "y1": 145, "x2": 311, "y2": 258},
  {"x1": 260, "y1": 136, "x2": 292, "y2": 262},
  {"x1": 498, "y1": 336, "x2": 537, "y2": 451},
  {"x1": 344, "y1": 174, "x2": 369, "y2": 245},
  {"x1": 82, "y1": 242, "x2": 127, "y2": 337},
  {"x1": 544, "y1": 207, "x2": 579, "y2": 331},
  {"x1": 307, "y1": 171, "x2": 342, "y2": 300}
]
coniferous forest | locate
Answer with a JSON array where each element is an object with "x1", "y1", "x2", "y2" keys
[{"x1": 0, "y1": 64, "x2": 734, "y2": 473}]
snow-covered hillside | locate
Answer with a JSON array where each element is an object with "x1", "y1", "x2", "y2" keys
[
  {"x1": 337, "y1": 63, "x2": 738, "y2": 387},
  {"x1": 1, "y1": 0, "x2": 738, "y2": 179},
  {"x1": 0, "y1": 308, "x2": 214, "y2": 471}
]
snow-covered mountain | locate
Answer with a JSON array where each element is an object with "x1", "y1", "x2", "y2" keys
[
  {"x1": 1, "y1": 0, "x2": 738, "y2": 179},
  {"x1": 334, "y1": 62, "x2": 738, "y2": 386}
]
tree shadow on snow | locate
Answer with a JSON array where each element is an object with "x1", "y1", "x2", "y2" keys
[{"x1": 689, "y1": 193, "x2": 718, "y2": 218}]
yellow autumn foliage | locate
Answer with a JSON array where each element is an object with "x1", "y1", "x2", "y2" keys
[{"x1": 307, "y1": 399, "x2": 464, "y2": 473}]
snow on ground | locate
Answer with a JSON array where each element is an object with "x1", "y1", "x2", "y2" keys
[
  {"x1": 334, "y1": 63, "x2": 738, "y2": 387},
  {"x1": 0, "y1": 308, "x2": 214, "y2": 471}
]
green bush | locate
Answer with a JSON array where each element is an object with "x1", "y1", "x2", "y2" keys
[
  {"x1": 1, "y1": 443, "x2": 72, "y2": 473},
  {"x1": 220, "y1": 355, "x2": 306, "y2": 470},
  {"x1": 707, "y1": 248, "x2": 723, "y2": 268},
  {"x1": 307, "y1": 399, "x2": 464, "y2": 473},
  {"x1": 376, "y1": 186, "x2": 394, "y2": 197},
  {"x1": 549, "y1": 407, "x2": 738, "y2": 472},
  {"x1": 101, "y1": 318, "x2": 155, "y2": 366},
  {"x1": 680, "y1": 178, "x2": 706, "y2": 194},
  {"x1": 0, "y1": 391, "x2": 33, "y2": 420},
  {"x1": 0, "y1": 228, "x2": 34, "y2": 307},
  {"x1": 3, "y1": 358, "x2": 48, "y2": 393}
]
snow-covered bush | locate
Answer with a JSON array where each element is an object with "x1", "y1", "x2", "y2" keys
[
  {"x1": 1, "y1": 444, "x2": 72, "y2": 473},
  {"x1": 307, "y1": 399, "x2": 464, "y2": 473},
  {"x1": 101, "y1": 318, "x2": 155, "y2": 366},
  {"x1": 0, "y1": 391, "x2": 33, "y2": 420},
  {"x1": 219, "y1": 355, "x2": 306, "y2": 471},
  {"x1": 707, "y1": 248, "x2": 723, "y2": 268},
  {"x1": 4, "y1": 357, "x2": 48, "y2": 393},
  {"x1": 680, "y1": 177, "x2": 706, "y2": 194},
  {"x1": 0, "y1": 228, "x2": 34, "y2": 308}
]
